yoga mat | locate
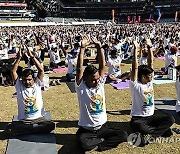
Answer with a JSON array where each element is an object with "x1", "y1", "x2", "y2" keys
[
  {"x1": 155, "y1": 98, "x2": 180, "y2": 122},
  {"x1": 6, "y1": 112, "x2": 57, "y2": 154},
  {"x1": 66, "y1": 82, "x2": 76, "y2": 93},
  {"x1": 155, "y1": 56, "x2": 165, "y2": 60},
  {"x1": 106, "y1": 63, "x2": 125, "y2": 67},
  {"x1": 12, "y1": 92, "x2": 17, "y2": 98},
  {"x1": 8, "y1": 53, "x2": 16, "y2": 57},
  {"x1": 53, "y1": 67, "x2": 68, "y2": 73},
  {"x1": 110, "y1": 80, "x2": 130, "y2": 90},
  {"x1": 153, "y1": 78, "x2": 175, "y2": 85}
]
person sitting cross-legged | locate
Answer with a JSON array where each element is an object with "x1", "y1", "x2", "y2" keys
[
  {"x1": 5, "y1": 46, "x2": 55, "y2": 136},
  {"x1": 107, "y1": 49, "x2": 130, "y2": 83},
  {"x1": 75, "y1": 35, "x2": 128, "y2": 152},
  {"x1": 129, "y1": 40, "x2": 175, "y2": 147}
]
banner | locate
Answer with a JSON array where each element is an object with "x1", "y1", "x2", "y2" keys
[{"x1": 0, "y1": 3, "x2": 27, "y2": 7}]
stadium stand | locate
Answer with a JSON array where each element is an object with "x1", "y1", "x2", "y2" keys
[{"x1": 0, "y1": 0, "x2": 34, "y2": 20}]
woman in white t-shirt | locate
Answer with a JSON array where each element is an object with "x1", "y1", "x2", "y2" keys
[
  {"x1": 75, "y1": 35, "x2": 127, "y2": 152},
  {"x1": 129, "y1": 40, "x2": 175, "y2": 147},
  {"x1": 107, "y1": 49, "x2": 130, "y2": 83}
]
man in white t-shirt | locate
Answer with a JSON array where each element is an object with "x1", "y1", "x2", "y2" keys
[
  {"x1": 129, "y1": 40, "x2": 175, "y2": 147},
  {"x1": 5, "y1": 46, "x2": 55, "y2": 136},
  {"x1": 75, "y1": 35, "x2": 127, "y2": 152}
]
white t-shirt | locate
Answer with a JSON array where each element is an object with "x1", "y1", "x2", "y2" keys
[
  {"x1": 107, "y1": 56, "x2": 122, "y2": 77},
  {"x1": 130, "y1": 80, "x2": 154, "y2": 117},
  {"x1": 67, "y1": 54, "x2": 77, "y2": 74},
  {"x1": 139, "y1": 56, "x2": 147, "y2": 65},
  {"x1": 165, "y1": 52, "x2": 177, "y2": 71},
  {"x1": 175, "y1": 80, "x2": 180, "y2": 112},
  {"x1": 76, "y1": 78, "x2": 107, "y2": 128},
  {"x1": 114, "y1": 42, "x2": 122, "y2": 54},
  {"x1": 15, "y1": 78, "x2": 45, "y2": 120},
  {"x1": 49, "y1": 49, "x2": 61, "y2": 64},
  {"x1": 0, "y1": 48, "x2": 8, "y2": 60},
  {"x1": 164, "y1": 38, "x2": 169, "y2": 48}
]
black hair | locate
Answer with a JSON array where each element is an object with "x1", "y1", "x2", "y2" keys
[
  {"x1": 74, "y1": 42, "x2": 80, "y2": 47},
  {"x1": 138, "y1": 65, "x2": 154, "y2": 81},
  {"x1": 83, "y1": 65, "x2": 98, "y2": 79},
  {"x1": 110, "y1": 49, "x2": 117, "y2": 55},
  {"x1": 22, "y1": 69, "x2": 35, "y2": 79}
]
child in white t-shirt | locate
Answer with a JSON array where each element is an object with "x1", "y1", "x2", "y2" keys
[{"x1": 129, "y1": 40, "x2": 175, "y2": 147}]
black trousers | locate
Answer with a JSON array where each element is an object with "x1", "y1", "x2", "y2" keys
[
  {"x1": 50, "y1": 61, "x2": 65, "y2": 68},
  {"x1": 66, "y1": 73, "x2": 75, "y2": 81},
  {"x1": 5, "y1": 117, "x2": 55, "y2": 136},
  {"x1": 130, "y1": 112, "x2": 175, "y2": 137},
  {"x1": 76, "y1": 123, "x2": 128, "y2": 152}
]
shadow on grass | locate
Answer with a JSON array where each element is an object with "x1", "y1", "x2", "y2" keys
[
  {"x1": 107, "y1": 110, "x2": 130, "y2": 115},
  {"x1": 55, "y1": 120, "x2": 132, "y2": 154},
  {"x1": 0, "y1": 121, "x2": 132, "y2": 154},
  {"x1": 55, "y1": 134, "x2": 84, "y2": 154},
  {"x1": 55, "y1": 120, "x2": 132, "y2": 134}
]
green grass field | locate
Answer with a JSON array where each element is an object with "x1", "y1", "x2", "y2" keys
[{"x1": 0, "y1": 57, "x2": 180, "y2": 154}]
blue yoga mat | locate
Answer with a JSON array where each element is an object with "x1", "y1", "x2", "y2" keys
[
  {"x1": 153, "y1": 78, "x2": 175, "y2": 85},
  {"x1": 6, "y1": 112, "x2": 57, "y2": 154},
  {"x1": 155, "y1": 98, "x2": 180, "y2": 122}
]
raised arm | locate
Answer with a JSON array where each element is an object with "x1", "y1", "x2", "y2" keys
[
  {"x1": 76, "y1": 35, "x2": 90, "y2": 85},
  {"x1": 130, "y1": 41, "x2": 138, "y2": 81},
  {"x1": 11, "y1": 47, "x2": 22, "y2": 82},
  {"x1": 147, "y1": 39, "x2": 153, "y2": 69},
  {"x1": 93, "y1": 40, "x2": 106, "y2": 78},
  {"x1": 58, "y1": 39, "x2": 67, "y2": 57},
  {"x1": 25, "y1": 45, "x2": 44, "y2": 81}
]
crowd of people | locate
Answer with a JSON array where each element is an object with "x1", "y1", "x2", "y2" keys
[{"x1": 0, "y1": 23, "x2": 180, "y2": 152}]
